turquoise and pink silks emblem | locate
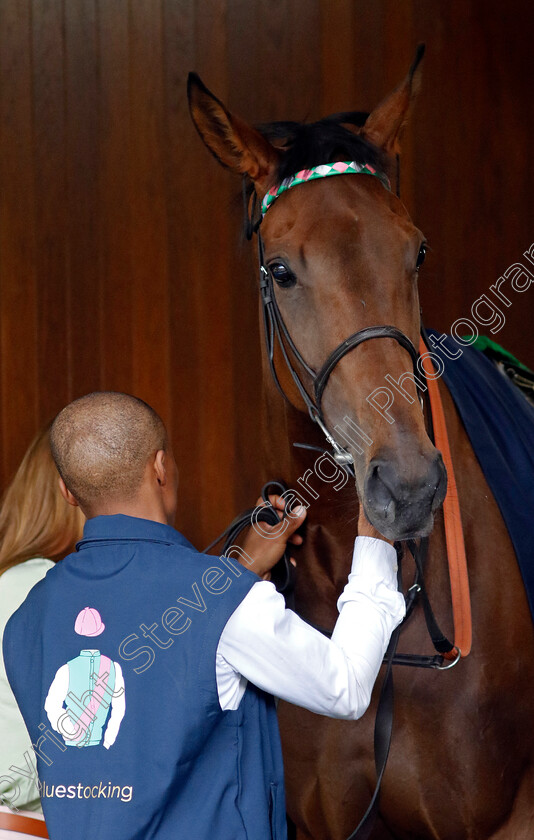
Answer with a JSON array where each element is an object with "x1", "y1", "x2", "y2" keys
[{"x1": 44, "y1": 607, "x2": 126, "y2": 749}]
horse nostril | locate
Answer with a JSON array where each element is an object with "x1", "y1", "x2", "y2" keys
[
  {"x1": 365, "y1": 462, "x2": 397, "y2": 524},
  {"x1": 431, "y1": 456, "x2": 448, "y2": 510}
]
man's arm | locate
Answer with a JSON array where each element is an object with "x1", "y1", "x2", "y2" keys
[{"x1": 216, "y1": 533, "x2": 405, "y2": 720}]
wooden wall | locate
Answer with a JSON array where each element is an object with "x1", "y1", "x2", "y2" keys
[{"x1": 0, "y1": 0, "x2": 532, "y2": 548}]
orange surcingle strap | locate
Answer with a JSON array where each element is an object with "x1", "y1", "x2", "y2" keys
[{"x1": 419, "y1": 338, "x2": 472, "y2": 658}]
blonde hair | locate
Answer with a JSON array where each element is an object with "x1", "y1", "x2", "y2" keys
[{"x1": 0, "y1": 423, "x2": 85, "y2": 577}]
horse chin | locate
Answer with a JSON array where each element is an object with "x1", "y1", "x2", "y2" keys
[{"x1": 378, "y1": 512, "x2": 436, "y2": 542}]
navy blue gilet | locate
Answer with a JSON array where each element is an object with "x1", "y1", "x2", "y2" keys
[{"x1": 3, "y1": 514, "x2": 287, "y2": 840}]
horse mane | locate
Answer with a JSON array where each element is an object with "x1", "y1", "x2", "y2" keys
[{"x1": 257, "y1": 111, "x2": 386, "y2": 185}]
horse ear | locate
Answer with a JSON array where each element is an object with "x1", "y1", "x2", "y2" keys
[
  {"x1": 188, "y1": 73, "x2": 280, "y2": 194},
  {"x1": 361, "y1": 44, "x2": 425, "y2": 156}
]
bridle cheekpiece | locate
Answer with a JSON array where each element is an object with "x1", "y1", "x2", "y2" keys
[{"x1": 251, "y1": 160, "x2": 422, "y2": 472}]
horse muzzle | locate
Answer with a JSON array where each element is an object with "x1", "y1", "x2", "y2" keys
[{"x1": 362, "y1": 451, "x2": 447, "y2": 540}]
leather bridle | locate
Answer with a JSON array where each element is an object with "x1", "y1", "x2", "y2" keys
[
  {"x1": 244, "y1": 167, "x2": 463, "y2": 840},
  {"x1": 251, "y1": 181, "x2": 424, "y2": 471},
  {"x1": 251, "y1": 195, "x2": 459, "y2": 667}
]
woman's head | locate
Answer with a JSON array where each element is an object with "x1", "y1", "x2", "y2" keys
[{"x1": 0, "y1": 423, "x2": 85, "y2": 576}]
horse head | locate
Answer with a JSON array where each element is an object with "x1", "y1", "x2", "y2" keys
[{"x1": 188, "y1": 47, "x2": 447, "y2": 541}]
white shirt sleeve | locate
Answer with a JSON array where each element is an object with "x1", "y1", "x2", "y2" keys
[
  {"x1": 44, "y1": 664, "x2": 69, "y2": 731},
  {"x1": 103, "y1": 663, "x2": 126, "y2": 749},
  {"x1": 216, "y1": 536, "x2": 405, "y2": 720}
]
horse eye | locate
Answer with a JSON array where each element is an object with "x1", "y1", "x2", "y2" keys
[
  {"x1": 416, "y1": 243, "x2": 427, "y2": 270},
  {"x1": 269, "y1": 262, "x2": 296, "y2": 288}
]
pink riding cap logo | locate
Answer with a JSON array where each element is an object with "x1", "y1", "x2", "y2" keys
[{"x1": 74, "y1": 607, "x2": 105, "y2": 637}]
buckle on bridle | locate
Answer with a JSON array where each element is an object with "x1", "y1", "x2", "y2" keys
[
  {"x1": 435, "y1": 647, "x2": 462, "y2": 670},
  {"x1": 309, "y1": 407, "x2": 354, "y2": 466},
  {"x1": 259, "y1": 265, "x2": 272, "y2": 304}
]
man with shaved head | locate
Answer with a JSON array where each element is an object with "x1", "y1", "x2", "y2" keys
[
  {"x1": 50, "y1": 392, "x2": 168, "y2": 512},
  {"x1": 4, "y1": 392, "x2": 403, "y2": 840}
]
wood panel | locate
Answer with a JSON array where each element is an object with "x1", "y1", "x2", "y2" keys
[
  {"x1": 129, "y1": 0, "x2": 171, "y2": 423},
  {"x1": 64, "y1": 0, "x2": 102, "y2": 399},
  {"x1": 98, "y1": 0, "x2": 134, "y2": 394},
  {"x1": 33, "y1": 0, "x2": 70, "y2": 421},
  {"x1": 162, "y1": 0, "x2": 201, "y2": 541},
  {"x1": 0, "y1": 0, "x2": 532, "y2": 547},
  {"x1": 0, "y1": 0, "x2": 38, "y2": 486}
]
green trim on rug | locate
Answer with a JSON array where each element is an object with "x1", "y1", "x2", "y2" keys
[{"x1": 463, "y1": 335, "x2": 532, "y2": 373}]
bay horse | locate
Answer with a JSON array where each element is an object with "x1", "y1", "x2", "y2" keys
[{"x1": 188, "y1": 51, "x2": 534, "y2": 839}]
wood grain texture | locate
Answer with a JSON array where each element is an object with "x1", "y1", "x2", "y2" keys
[
  {"x1": 0, "y1": 0, "x2": 532, "y2": 546},
  {"x1": 0, "y1": 0, "x2": 38, "y2": 487},
  {"x1": 98, "y1": 0, "x2": 134, "y2": 395},
  {"x1": 32, "y1": 0, "x2": 70, "y2": 422}
]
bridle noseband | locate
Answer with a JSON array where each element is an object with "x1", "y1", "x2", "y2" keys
[{"x1": 250, "y1": 161, "x2": 423, "y2": 469}]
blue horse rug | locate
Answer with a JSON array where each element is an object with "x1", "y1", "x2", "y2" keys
[{"x1": 427, "y1": 330, "x2": 534, "y2": 618}]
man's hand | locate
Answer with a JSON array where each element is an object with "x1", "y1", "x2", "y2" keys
[
  {"x1": 238, "y1": 495, "x2": 306, "y2": 580},
  {"x1": 357, "y1": 503, "x2": 394, "y2": 545}
]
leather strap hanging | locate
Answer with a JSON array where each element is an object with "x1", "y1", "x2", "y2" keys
[{"x1": 418, "y1": 338, "x2": 472, "y2": 658}]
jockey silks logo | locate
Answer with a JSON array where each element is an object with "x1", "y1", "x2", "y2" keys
[{"x1": 44, "y1": 608, "x2": 126, "y2": 749}]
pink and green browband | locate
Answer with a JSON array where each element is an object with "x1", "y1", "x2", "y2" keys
[{"x1": 261, "y1": 160, "x2": 391, "y2": 216}]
